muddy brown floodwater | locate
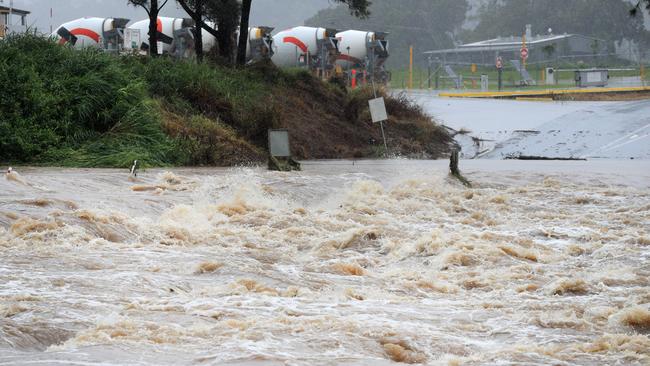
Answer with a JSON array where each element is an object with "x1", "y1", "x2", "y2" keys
[{"x1": 1, "y1": 160, "x2": 649, "y2": 365}]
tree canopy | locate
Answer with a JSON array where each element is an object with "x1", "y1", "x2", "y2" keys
[
  {"x1": 631, "y1": 0, "x2": 650, "y2": 16},
  {"x1": 238, "y1": 0, "x2": 372, "y2": 65},
  {"x1": 176, "y1": 0, "x2": 240, "y2": 63},
  {"x1": 127, "y1": 0, "x2": 169, "y2": 56}
]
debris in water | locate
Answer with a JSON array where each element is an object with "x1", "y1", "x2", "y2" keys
[
  {"x1": 331, "y1": 263, "x2": 365, "y2": 276},
  {"x1": 379, "y1": 338, "x2": 427, "y2": 364},
  {"x1": 618, "y1": 306, "x2": 650, "y2": 331},
  {"x1": 550, "y1": 279, "x2": 589, "y2": 296},
  {"x1": 10, "y1": 218, "x2": 62, "y2": 237},
  {"x1": 5, "y1": 167, "x2": 27, "y2": 185},
  {"x1": 195, "y1": 262, "x2": 223, "y2": 274}
]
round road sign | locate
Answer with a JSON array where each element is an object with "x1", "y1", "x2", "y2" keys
[{"x1": 521, "y1": 47, "x2": 529, "y2": 60}]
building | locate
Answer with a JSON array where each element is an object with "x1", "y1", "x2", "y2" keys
[
  {"x1": 0, "y1": 5, "x2": 30, "y2": 38},
  {"x1": 425, "y1": 25, "x2": 608, "y2": 66}
]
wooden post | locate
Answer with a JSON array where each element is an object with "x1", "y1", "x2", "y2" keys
[
  {"x1": 449, "y1": 150, "x2": 471, "y2": 187},
  {"x1": 450, "y1": 150, "x2": 460, "y2": 176}
]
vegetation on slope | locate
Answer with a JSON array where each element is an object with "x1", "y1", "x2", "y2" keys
[{"x1": 0, "y1": 34, "x2": 453, "y2": 167}]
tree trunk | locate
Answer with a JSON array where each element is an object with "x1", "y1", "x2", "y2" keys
[
  {"x1": 216, "y1": 21, "x2": 234, "y2": 62},
  {"x1": 194, "y1": 0, "x2": 204, "y2": 62},
  {"x1": 236, "y1": 0, "x2": 252, "y2": 65},
  {"x1": 177, "y1": 0, "x2": 226, "y2": 62},
  {"x1": 149, "y1": 0, "x2": 159, "y2": 57}
]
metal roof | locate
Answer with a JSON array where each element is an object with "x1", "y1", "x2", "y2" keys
[
  {"x1": 424, "y1": 33, "x2": 602, "y2": 55},
  {"x1": 0, "y1": 5, "x2": 30, "y2": 15}
]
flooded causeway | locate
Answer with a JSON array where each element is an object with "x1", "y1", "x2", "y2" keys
[{"x1": 1, "y1": 160, "x2": 649, "y2": 365}]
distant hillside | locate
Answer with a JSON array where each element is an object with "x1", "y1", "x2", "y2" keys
[
  {"x1": 305, "y1": 0, "x2": 469, "y2": 68},
  {"x1": 465, "y1": 0, "x2": 649, "y2": 47}
]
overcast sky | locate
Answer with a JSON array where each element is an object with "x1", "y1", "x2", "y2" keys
[
  {"x1": 3, "y1": 0, "x2": 647, "y2": 34},
  {"x1": 3, "y1": 0, "x2": 333, "y2": 34}
]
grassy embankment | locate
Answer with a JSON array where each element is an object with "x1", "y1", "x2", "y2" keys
[{"x1": 0, "y1": 34, "x2": 453, "y2": 168}]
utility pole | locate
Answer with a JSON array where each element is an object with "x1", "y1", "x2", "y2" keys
[
  {"x1": 427, "y1": 55, "x2": 432, "y2": 90},
  {"x1": 8, "y1": 0, "x2": 13, "y2": 34},
  {"x1": 496, "y1": 55, "x2": 503, "y2": 91},
  {"x1": 522, "y1": 32, "x2": 527, "y2": 71},
  {"x1": 369, "y1": 44, "x2": 388, "y2": 154},
  {"x1": 346, "y1": 46, "x2": 351, "y2": 86}
]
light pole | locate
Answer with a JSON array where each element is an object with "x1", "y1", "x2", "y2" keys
[
  {"x1": 346, "y1": 46, "x2": 351, "y2": 71},
  {"x1": 8, "y1": 0, "x2": 12, "y2": 34},
  {"x1": 346, "y1": 46, "x2": 351, "y2": 86}
]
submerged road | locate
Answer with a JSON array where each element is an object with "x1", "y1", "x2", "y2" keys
[{"x1": 406, "y1": 91, "x2": 650, "y2": 159}]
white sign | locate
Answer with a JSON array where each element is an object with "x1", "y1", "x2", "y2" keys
[
  {"x1": 586, "y1": 72, "x2": 602, "y2": 83},
  {"x1": 268, "y1": 129, "x2": 291, "y2": 157},
  {"x1": 480, "y1": 74, "x2": 489, "y2": 92},
  {"x1": 124, "y1": 28, "x2": 141, "y2": 50},
  {"x1": 369, "y1": 97, "x2": 388, "y2": 123},
  {"x1": 496, "y1": 56, "x2": 503, "y2": 69}
]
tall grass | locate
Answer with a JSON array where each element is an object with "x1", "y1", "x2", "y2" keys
[{"x1": 0, "y1": 33, "x2": 181, "y2": 167}]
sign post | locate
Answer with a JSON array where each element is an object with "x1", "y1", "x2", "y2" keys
[
  {"x1": 369, "y1": 97, "x2": 389, "y2": 154},
  {"x1": 521, "y1": 34, "x2": 529, "y2": 70},
  {"x1": 496, "y1": 56, "x2": 503, "y2": 91},
  {"x1": 480, "y1": 74, "x2": 489, "y2": 92},
  {"x1": 268, "y1": 129, "x2": 300, "y2": 171}
]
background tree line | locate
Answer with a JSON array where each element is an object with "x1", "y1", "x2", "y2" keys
[
  {"x1": 465, "y1": 0, "x2": 649, "y2": 49},
  {"x1": 306, "y1": 0, "x2": 649, "y2": 68},
  {"x1": 306, "y1": 0, "x2": 469, "y2": 68}
]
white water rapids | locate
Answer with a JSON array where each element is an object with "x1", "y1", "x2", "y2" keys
[{"x1": 1, "y1": 160, "x2": 649, "y2": 365}]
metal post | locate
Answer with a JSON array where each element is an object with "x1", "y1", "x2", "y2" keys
[
  {"x1": 346, "y1": 46, "x2": 351, "y2": 86},
  {"x1": 321, "y1": 43, "x2": 326, "y2": 80},
  {"x1": 369, "y1": 44, "x2": 388, "y2": 154},
  {"x1": 498, "y1": 68, "x2": 503, "y2": 91},
  {"x1": 427, "y1": 56, "x2": 432, "y2": 90},
  {"x1": 409, "y1": 45, "x2": 413, "y2": 90},
  {"x1": 522, "y1": 33, "x2": 527, "y2": 70},
  {"x1": 435, "y1": 59, "x2": 441, "y2": 90},
  {"x1": 8, "y1": 0, "x2": 13, "y2": 34}
]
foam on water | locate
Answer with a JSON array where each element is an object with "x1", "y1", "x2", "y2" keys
[{"x1": 0, "y1": 160, "x2": 649, "y2": 365}]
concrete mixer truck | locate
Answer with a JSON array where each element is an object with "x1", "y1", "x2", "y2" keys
[
  {"x1": 200, "y1": 23, "x2": 274, "y2": 62},
  {"x1": 53, "y1": 17, "x2": 130, "y2": 52},
  {"x1": 124, "y1": 17, "x2": 195, "y2": 56},
  {"x1": 125, "y1": 17, "x2": 272, "y2": 62},
  {"x1": 271, "y1": 26, "x2": 339, "y2": 79},
  {"x1": 335, "y1": 30, "x2": 390, "y2": 83}
]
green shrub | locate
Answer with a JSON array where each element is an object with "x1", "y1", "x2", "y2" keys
[{"x1": 0, "y1": 34, "x2": 181, "y2": 167}]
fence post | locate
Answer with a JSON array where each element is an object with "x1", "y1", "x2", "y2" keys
[{"x1": 450, "y1": 150, "x2": 471, "y2": 187}]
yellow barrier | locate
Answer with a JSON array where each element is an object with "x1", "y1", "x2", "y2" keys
[{"x1": 440, "y1": 86, "x2": 650, "y2": 99}]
